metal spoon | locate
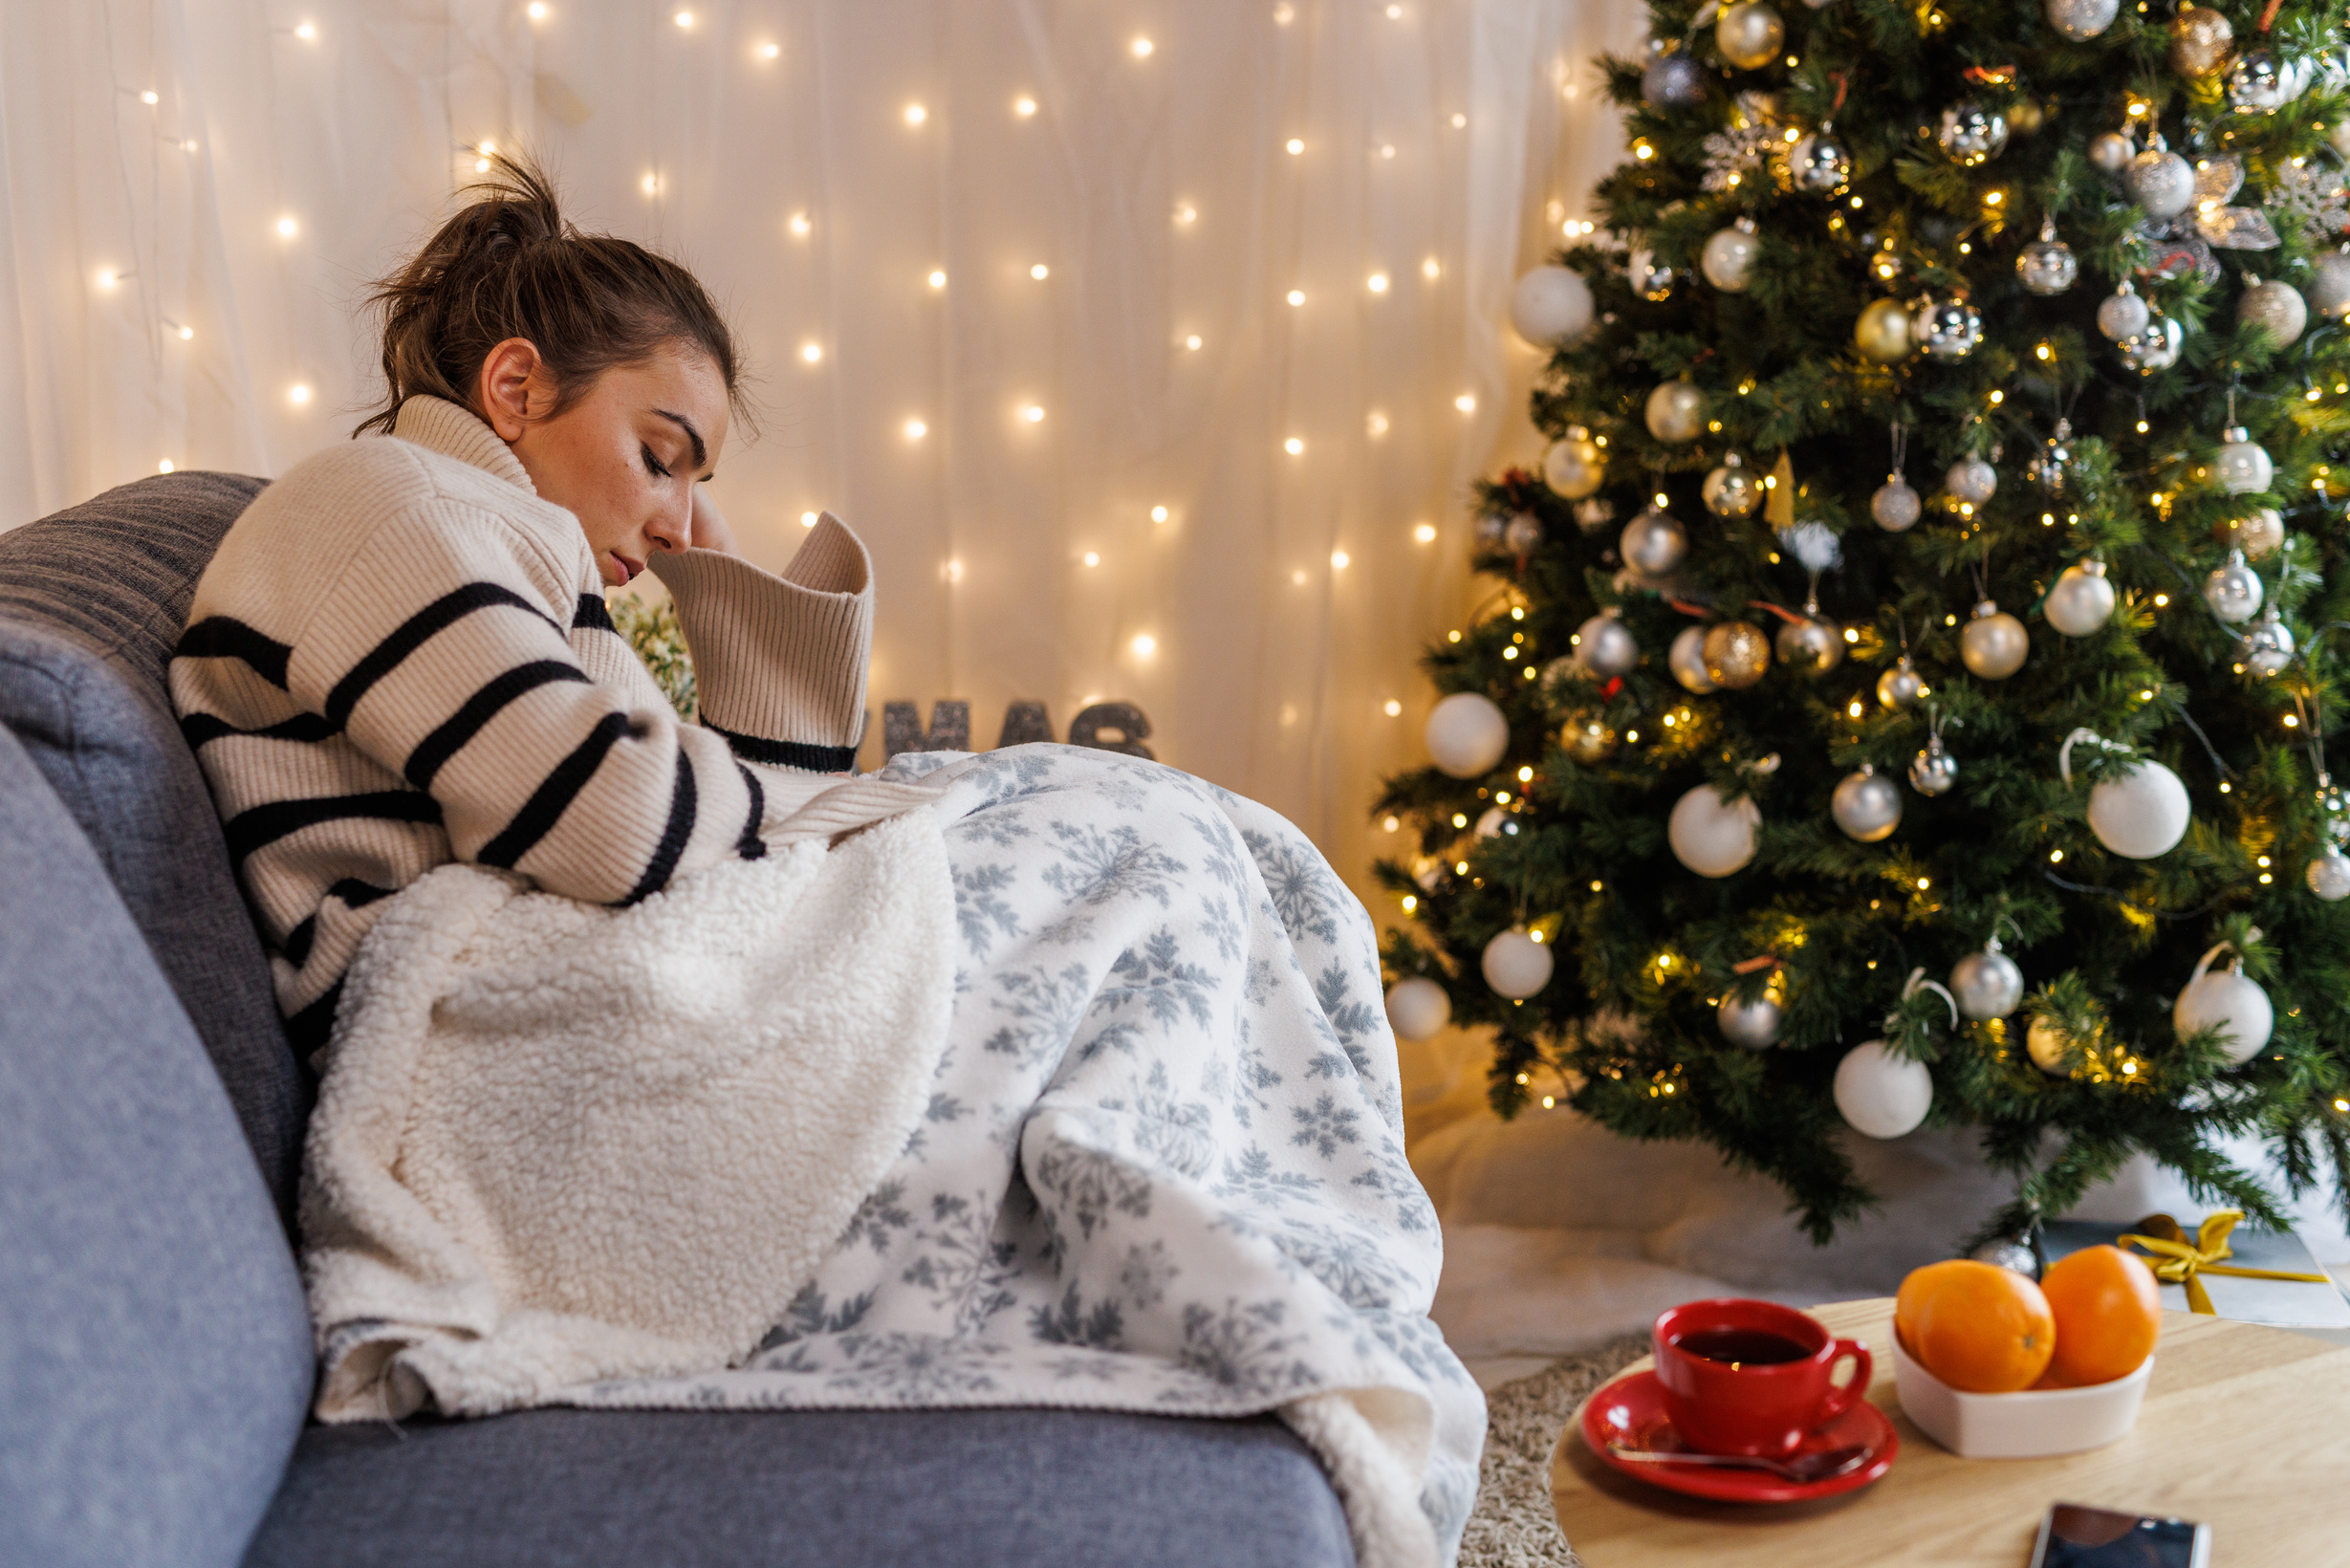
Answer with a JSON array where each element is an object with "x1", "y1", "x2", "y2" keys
[{"x1": 1605, "y1": 1441, "x2": 1871, "y2": 1484}]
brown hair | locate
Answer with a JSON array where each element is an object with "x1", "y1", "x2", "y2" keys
[{"x1": 356, "y1": 151, "x2": 751, "y2": 438}]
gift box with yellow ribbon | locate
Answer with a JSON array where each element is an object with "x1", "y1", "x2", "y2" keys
[{"x1": 2040, "y1": 1212, "x2": 2350, "y2": 1339}]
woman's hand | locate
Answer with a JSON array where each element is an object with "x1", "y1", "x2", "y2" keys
[{"x1": 689, "y1": 486, "x2": 742, "y2": 556}]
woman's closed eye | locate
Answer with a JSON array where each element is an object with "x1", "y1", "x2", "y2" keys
[{"x1": 641, "y1": 445, "x2": 673, "y2": 480}]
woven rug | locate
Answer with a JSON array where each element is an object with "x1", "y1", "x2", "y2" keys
[{"x1": 1456, "y1": 1334, "x2": 1653, "y2": 1568}]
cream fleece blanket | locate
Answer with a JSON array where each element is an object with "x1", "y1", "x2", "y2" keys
[{"x1": 302, "y1": 804, "x2": 957, "y2": 1421}]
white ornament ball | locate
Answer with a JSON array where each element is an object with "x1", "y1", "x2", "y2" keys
[
  {"x1": 2126, "y1": 145, "x2": 2197, "y2": 220},
  {"x1": 1425, "y1": 691, "x2": 1510, "y2": 778},
  {"x1": 2097, "y1": 286, "x2": 2150, "y2": 341},
  {"x1": 1834, "y1": 1042, "x2": 1934, "y2": 1139},
  {"x1": 2213, "y1": 427, "x2": 2274, "y2": 495},
  {"x1": 1645, "y1": 381, "x2": 1707, "y2": 443},
  {"x1": 1702, "y1": 222, "x2": 1761, "y2": 293},
  {"x1": 2044, "y1": 0, "x2": 2119, "y2": 41},
  {"x1": 1482, "y1": 926, "x2": 1555, "y2": 999},
  {"x1": 2307, "y1": 845, "x2": 2350, "y2": 901},
  {"x1": 1947, "y1": 455, "x2": 1997, "y2": 505},
  {"x1": 1384, "y1": 977, "x2": 1452, "y2": 1042},
  {"x1": 2173, "y1": 951, "x2": 2273, "y2": 1064},
  {"x1": 2087, "y1": 760, "x2": 2191, "y2": 860},
  {"x1": 1542, "y1": 427, "x2": 1606, "y2": 498},
  {"x1": 1668, "y1": 625, "x2": 1718, "y2": 693},
  {"x1": 2045, "y1": 559, "x2": 2117, "y2": 638},
  {"x1": 1509, "y1": 265, "x2": 1595, "y2": 346},
  {"x1": 1620, "y1": 507, "x2": 1688, "y2": 575},
  {"x1": 1951, "y1": 948, "x2": 2025, "y2": 1020},
  {"x1": 2088, "y1": 131, "x2": 2135, "y2": 175},
  {"x1": 2026, "y1": 1015, "x2": 2074, "y2": 1075},
  {"x1": 1474, "y1": 806, "x2": 1509, "y2": 839},
  {"x1": 1872, "y1": 477, "x2": 1923, "y2": 533},
  {"x1": 1832, "y1": 766, "x2": 1903, "y2": 843},
  {"x1": 2238, "y1": 277, "x2": 2308, "y2": 345},
  {"x1": 2307, "y1": 250, "x2": 2350, "y2": 322},
  {"x1": 2204, "y1": 551, "x2": 2264, "y2": 624},
  {"x1": 1575, "y1": 611, "x2": 1640, "y2": 678},
  {"x1": 1960, "y1": 601, "x2": 2029, "y2": 680},
  {"x1": 1668, "y1": 784, "x2": 1760, "y2": 878},
  {"x1": 1717, "y1": 987, "x2": 1783, "y2": 1049}
]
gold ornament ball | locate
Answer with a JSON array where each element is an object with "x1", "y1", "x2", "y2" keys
[
  {"x1": 1960, "y1": 601, "x2": 2029, "y2": 680},
  {"x1": 1876, "y1": 658, "x2": 1926, "y2": 709},
  {"x1": 1702, "y1": 621, "x2": 1773, "y2": 689},
  {"x1": 1644, "y1": 380, "x2": 1707, "y2": 443},
  {"x1": 1563, "y1": 714, "x2": 1621, "y2": 764},
  {"x1": 2025, "y1": 1015, "x2": 2075, "y2": 1074},
  {"x1": 1775, "y1": 616, "x2": 1844, "y2": 675},
  {"x1": 2225, "y1": 507, "x2": 2286, "y2": 558},
  {"x1": 1542, "y1": 426, "x2": 1606, "y2": 499},
  {"x1": 1854, "y1": 297, "x2": 1914, "y2": 362},
  {"x1": 2168, "y1": 4, "x2": 2233, "y2": 77},
  {"x1": 1714, "y1": 0, "x2": 1785, "y2": 70}
]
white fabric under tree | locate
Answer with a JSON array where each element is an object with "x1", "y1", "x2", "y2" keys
[{"x1": 0, "y1": 0, "x2": 1644, "y2": 920}]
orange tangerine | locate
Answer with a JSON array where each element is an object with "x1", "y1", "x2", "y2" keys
[
  {"x1": 2040, "y1": 1245, "x2": 2162, "y2": 1387},
  {"x1": 1896, "y1": 1258, "x2": 2056, "y2": 1393}
]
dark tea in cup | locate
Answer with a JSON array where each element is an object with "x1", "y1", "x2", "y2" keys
[{"x1": 1651, "y1": 1298, "x2": 1873, "y2": 1458}]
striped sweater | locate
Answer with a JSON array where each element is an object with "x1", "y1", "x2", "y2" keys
[{"x1": 169, "y1": 395, "x2": 932, "y2": 1056}]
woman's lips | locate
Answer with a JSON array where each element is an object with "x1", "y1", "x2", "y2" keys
[{"x1": 612, "y1": 552, "x2": 644, "y2": 584}]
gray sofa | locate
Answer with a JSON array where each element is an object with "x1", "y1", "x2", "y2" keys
[{"x1": 0, "y1": 474, "x2": 1358, "y2": 1568}]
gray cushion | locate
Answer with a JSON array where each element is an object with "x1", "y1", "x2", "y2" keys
[
  {"x1": 245, "y1": 1406, "x2": 1354, "y2": 1568},
  {"x1": 0, "y1": 471, "x2": 303, "y2": 1215},
  {"x1": 0, "y1": 724, "x2": 316, "y2": 1568}
]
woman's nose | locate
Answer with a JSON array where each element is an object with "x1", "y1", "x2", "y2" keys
[{"x1": 646, "y1": 497, "x2": 691, "y2": 554}]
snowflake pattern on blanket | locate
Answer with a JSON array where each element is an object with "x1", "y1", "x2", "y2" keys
[{"x1": 564, "y1": 745, "x2": 1482, "y2": 1556}]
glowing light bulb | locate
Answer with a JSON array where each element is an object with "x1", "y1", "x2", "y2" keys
[
  {"x1": 177, "y1": 323, "x2": 193, "y2": 339},
  {"x1": 182, "y1": 139, "x2": 198, "y2": 152},
  {"x1": 1381, "y1": 144, "x2": 1396, "y2": 159},
  {"x1": 1454, "y1": 393, "x2": 1476, "y2": 413},
  {"x1": 275, "y1": 216, "x2": 297, "y2": 237},
  {"x1": 158, "y1": 459, "x2": 175, "y2": 473},
  {"x1": 1082, "y1": 551, "x2": 1100, "y2": 567},
  {"x1": 1422, "y1": 257, "x2": 1441, "y2": 279},
  {"x1": 475, "y1": 157, "x2": 492, "y2": 173},
  {"x1": 1286, "y1": 138, "x2": 1305, "y2": 155},
  {"x1": 801, "y1": 342, "x2": 823, "y2": 363},
  {"x1": 757, "y1": 41, "x2": 779, "y2": 59},
  {"x1": 1367, "y1": 272, "x2": 1389, "y2": 293},
  {"x1": 1366, "y1": 411, "x2": 1390, "y2": 437},
  {"x1": 1184, "y1": 334, "x2": 1202, "y2": 351},
  {"x1": 1015, "y1": 96, "x2": 1036, "y2": 117},
  {"x1": 1384, "y1": 701, "x2": 1403, "y2": 716},
  {"x1": 1287, "y1": 289, "x2": 1306, "y2": 306},
  {"x1": 641, "y1": 173, "x2": 659, "y2": 195},
  {"x1": 1274, "y1": 2, "x2": 1295, "y2": 21},
  {"x1": 1284, "y1": 437, "x2": 1305, "y2": 455},
  {"x1": 1412, "y1": 522, "x2": 1436, "y2": 543},
  {"x1": 288, "y1": 383, "x2": 313, "y2": 406},
  {"x1": 800, "y1": 512, "x2": 818, "y2": 528},
  {"x1": 673, "y1": 11, "x2": 693, "y2": 26},
  {"x1": 1131, "y1": 36, "x2": 1153, "y2": 56},
  {"x1": 1151, "y1": 505, "x2": 1169, "y2": 522},
  {"x1": 1450, "y1": 112, "x2": 1467, "y2": 128},
  {"x1": 1174, "y1": 204, "x2": 1196, "y2": 226},
  {"x1": 1022, "y1": 403, "x2": 1046, "y2": 423},
  {"x1": 1031, "y1": 263, "x2": 1050, "y2": 280},
  {"x1": 788, "y1": 211, "x2": 811, "y2": 236},
  {"x1": 1292, "y1": 570, "x2": 1308, "y2": 585},
  {"x1": 1387, "y1": 3, "x2": 1403, "y2": 15},
  {"x1": 141, "y1": 90, "x2": 159, "y2": 105},
  {"x1": 945, "y1": 557, "x2": 963, "y2": 581},
  {"x1": 527, "y1": 1, "x2": 548, "y2": 17},
  {"x1": 928, "y1": 270, "x2": 947, "y2": 289},
  {"x1": 294, "y1": 20, "x2": 316, "y2": 40},
  {"x1": 904, "y1": 102, "x2": 926, "y2": 125},
  {"x1": 1131, "y1": 633, "x2": 1157, "y2": 657},
  {"x1": 903, "y1": 418, "x2": 927, "y2": 440},
  {"x1": 95, "y1": 269, "x2": 119, "y2": 289}
]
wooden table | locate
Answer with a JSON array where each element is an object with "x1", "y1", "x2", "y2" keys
[{"x1": 1552, "y1": 1296, "x2": 2350, "y2": 1565}]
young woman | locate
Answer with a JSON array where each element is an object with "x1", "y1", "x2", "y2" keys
[{"x1": 171, "y1": 157, "x2": 935, "y2": 1057}]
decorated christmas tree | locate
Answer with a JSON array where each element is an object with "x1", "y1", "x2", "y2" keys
[{"x1": 1377, "y1": 0, "x2": 2350, "y2": 1244}]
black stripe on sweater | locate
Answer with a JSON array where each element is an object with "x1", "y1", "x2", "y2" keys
[
  {"x1": 280, "y1": 878, "x2": 398, "y2": 969},
  {"x1": 703, "y1": 722, "x2": 858, "y2": 774},
  {"x1": 572, "y1": 593, "x2": 617, "y2": 632},
  {"x1": 284, "y1": 979, "x2": 344, "y2": 1060},
  {"x1": 175, "y1": 618, "x2": 293, "y2": 688},
  {"x1": 403, "y1": 661, "x2": 594, "y2": 791},
  {"x1": 474, "y1": 710, "x2": 632, "y2": 869},
  {"x1": 735, "y1": 763, "x2": 767, "y2": 860},
  {"x1": 225, "y1": 792, "x2": 444, "y2": 863},
  {"x1": 323, "y1": 582, "x2": 555, "y2": 727},
  {"x1": 179, "y1": 710, "x2": 342, "y2": 750},
  {"x1": 616, "y1": 750, "x2": 698, "y2": 906}
]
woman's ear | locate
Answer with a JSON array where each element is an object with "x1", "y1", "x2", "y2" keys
[{"x1": 475, "y1": 338, "x2": 548, "y2": 440}]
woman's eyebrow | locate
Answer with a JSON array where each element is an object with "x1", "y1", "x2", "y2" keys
[{"x1": 652, "y1": 408, "x2": 708, "y2": 472}]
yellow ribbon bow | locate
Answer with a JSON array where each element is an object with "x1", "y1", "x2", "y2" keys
[{"x1": 2115, "y1": 1210, "x2": 2332, "y2": 1316}]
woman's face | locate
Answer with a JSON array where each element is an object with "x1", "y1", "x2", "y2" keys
[{"x1": 474, "y1": 338, "x2": 730, "y2": 587}]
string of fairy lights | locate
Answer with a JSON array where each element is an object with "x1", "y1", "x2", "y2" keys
[{"x1": 87, "y1": 3, "x2": 1601, "y2": 767}]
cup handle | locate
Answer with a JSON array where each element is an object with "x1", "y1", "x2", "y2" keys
[{"x1": 1815, "y1": 1339, "x2": 1874, "y2": 1423}]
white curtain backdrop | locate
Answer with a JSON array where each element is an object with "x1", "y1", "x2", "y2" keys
[{"x1": 1, "y1": 0, "x2": 1644, "y2": 909}]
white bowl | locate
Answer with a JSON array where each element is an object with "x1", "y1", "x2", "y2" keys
[{"x1": 1890, "y1": 1333, "x2": 2152, "y2": 1458}]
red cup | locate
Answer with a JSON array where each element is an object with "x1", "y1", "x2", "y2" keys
[{"x1": 1651, "y1": 1298, "x2": 1872, "y2": 1458}]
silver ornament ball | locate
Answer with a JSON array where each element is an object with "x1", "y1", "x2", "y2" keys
[
  {"x1": 1542, "y1": 426, "x2": 1606, "y2": 498},
  {"x1": 1912, "y1": 294, "x2": 1984, "y2": 360},
  {"x1": 1775, "y1": 616, "x2": 1844, "y2": 675},
  {"x1": 2238, "y1": 277, "x2": 2308, "y2": 346},
  {"x1": 1951, "y1": 946, "x2": 2024, "y2": 1020},
  {"x1": 1642, "y1": 43, "x2": 1708, "y2": 109},
  {"x1": 1961, "y1": 601, "x2": 2030, "y2": 680},
  {"x1": 1703, "y1": 452, "x2": 1764, "y2": 517},
  {"x1": 1620, "y1": 506, "x2": 1687, "y2": 575},
  {"x1": 1877, "y1": 658, "x2": 1926, "y2": 709},
  {"x1": 2308, "y1": 845, "x2": 2350, "y2": 902},
  {"x1": 1574, "y1": 497, "x2": 1616, "y2": 535},
  {"x1": 1833, "y1": 766, "x2": 1904, "y2": 842},
  {"x1": 1946, "y1": 456, "x2": 1997, "y2": 505},
  {"x1": 1503, "y1": 512, "x2": 1545, "y2": 555},
  {"x1": 2117, "y1": 315, "x2": 2184, "y2": 375},
  {"x1": 1937, "y1": 101, "x2": 2009, "y2": 166},
  {"x1": 1472, "y1": 511, "x2": 1511, "y2": 549},
  {"x1": 2044, "y1": 0, "x2": 2118, "y2": 41},
  {"x1": 1631, "y1": 247, "x2": 1675, "y2": 302},
  {"x1": 2225, "y1": 47, "x2": 2298, "y2": 114},
  {"x1": 2045, "y1": 558, "x2": 2117, "y2": 638},
  {"x1": 1575, "y1": 611, "x2": 1641, "y2": 677},
  {"x1": 2088, "y1": 131, "x2": 2135, "y2": 175},
  {"x1": 1668, "y1": 624, "x2": 1718, "y2": 693},
  {"x1": 1790, "y1": 130, "x2": 1853, "y2": 194},
  {"x1": 2203, "y1": 550, "x2": 2265, "y2": 624},
  {"x1": 2096, "y1": 283, "x2": 2150, "y2": 341},
  {"x1": 2027, "y1": 428, "x2": 2072, "y2": 496},
  {"x1": 2243, "y1": 609, "x2": 2295, "y2": 677},
  {"x1": 2214, "y1": 426, "x2": 2274, "y2": 496},
  {"x1": 1908, "y1": 736, "x2": 1959, "y2": 796},
  {"x1": 1701, "y1": 220, "x2": 1762, "y2": 293},
  {"x1": 1967, "y1": 1233, "x2": 2044, "y2": 1280},
  {"x1": 1717, "y1": 986, "x2": 1784, "y2": 1049},
  {"x1": 2017, "y1": 232, "x2": 2078, "y2": 296},
  {"x1": 1872, "y1": 476, "x2": 1923, "y2": 533},
  {"x1": 2307, "y1": 250, "x2": 2350, "y2": 322},
  {"x1": 1644, "y1": 381, "x2": 1707, "y2": 443},
  {"x1": 2126, "y1": 144, "x2": 2197, "y2": 220}
]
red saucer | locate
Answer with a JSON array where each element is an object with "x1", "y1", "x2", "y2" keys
[{"x1": 1578, "y1": 1367, "x2": 1898, "y2": 1503}]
